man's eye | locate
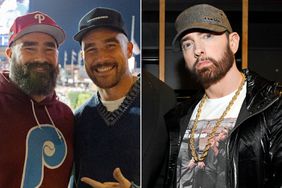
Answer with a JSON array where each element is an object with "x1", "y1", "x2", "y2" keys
[
  {"x1": 203, "y1": 33, "x2": 212, "y2": 39},
  {"x1": 106, "y1": 43, "x2": 117, "y2": 49},
  {"x1": 85, "y1": 47, "x2": 97, "y2": 53},
  {"x1": 46, "y1": 48, "x2": 56, "y2": 52},
  {"x1": 24, "y1": 47, "x2": 36, "y2": 51},
  {"x1": 182, "y1": 42, "x2": 192, "y2": 51}
]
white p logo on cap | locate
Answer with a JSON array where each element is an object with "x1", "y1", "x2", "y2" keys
[{"x1": 34, "y1": 14, "x2": 45, "y2": 23}]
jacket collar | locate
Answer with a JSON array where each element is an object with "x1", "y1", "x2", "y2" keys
[{"x1": 243, "y1": 69, "x2": 280, "y2": 114}]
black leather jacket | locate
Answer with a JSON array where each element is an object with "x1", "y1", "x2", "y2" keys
[{"x1": 164, "y1": 69, "x2": 282, "y2": 188}]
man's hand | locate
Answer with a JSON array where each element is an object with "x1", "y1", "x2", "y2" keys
[
  {"x1": 81, "y1": 168, "x2": 131, "y2": 188},
  {"x1": 187, "y1": 159, "x2": 197, "y2": 170},
  {"x1": 112, "y1": 168, "x2": 131, "y2": 188},
  {"x1": 197, "y1": 161, "x2": 205, "y2": 169}
]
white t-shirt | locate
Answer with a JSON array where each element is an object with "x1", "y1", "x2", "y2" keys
[
  {"x1": 177, "y1": 82, "x2": 246, "y2": 188},
  {"x1": 101, "y1": 97, "x2": 126, "y2": 112}
]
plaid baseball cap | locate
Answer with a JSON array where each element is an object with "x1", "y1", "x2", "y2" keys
[
  {"x1": 74, "y1": 7, "x2": 128, "y2": 42},
  {"x1": 172, "y1": 4, "x2": 233, "y2": 50},
  {"x1": 8, "y1": 11, "x2": 65, "y2": 46}
]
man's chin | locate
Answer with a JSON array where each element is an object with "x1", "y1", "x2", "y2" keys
[{"x1": 93, "y1": 78, "x2": 118, "y2": 89}]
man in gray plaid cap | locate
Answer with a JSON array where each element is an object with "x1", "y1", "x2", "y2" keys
[{"x1": 165, "y1": 4, "x2": 282, "y2": 188}]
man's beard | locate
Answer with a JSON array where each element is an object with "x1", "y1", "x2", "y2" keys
[
  {"x1": 10, "y1": 60, "x2": 59, "y2": 96},
  {"x1": 190, "y1": 44, "x2": 234, "y2": 89}
]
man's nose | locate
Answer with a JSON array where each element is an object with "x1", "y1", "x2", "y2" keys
[
  {"x1": 33, "y1": 50, "x2": 49, "y2": 63},
  {"x1": 95, "y1": 49, "x2": 110, "y2": 62},
  {"x1": 194, "y1": 42, "x2": 205, "y2": 58}
]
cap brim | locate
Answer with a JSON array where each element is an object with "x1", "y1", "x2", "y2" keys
[
  {"x1": 172, "y1": 23, "x2": 228, "y2": 51},
  {"x1": 12, "y1": 24, "x2": 65, "y2": 46},
  {"x1": 73, "y1": 25, "x2": 127, "y2": 42}
]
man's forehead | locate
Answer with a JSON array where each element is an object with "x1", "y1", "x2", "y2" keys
[
  {"x1": 14, "y1": 32, "x2": 57, "y2": 45},
  {"x1": 181, "y1": 30, "x2": 208, "y2": 38},
  {"x1": 84, "y1": 28, "x2": 119, "y2": 38},
  {"x1": 82, "y1": 33, "x2": 125, "y2": 46},
  {"x1": 181, "y1": 30, "x2": 225, "y2": 42},
  {"x1": 180, "y1": 32, "x2": 200, "y2": 43}
]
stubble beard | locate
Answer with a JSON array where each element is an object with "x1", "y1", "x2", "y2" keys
[{"x1": 86, "y1": 61, "x2": 126, "y2": 89}]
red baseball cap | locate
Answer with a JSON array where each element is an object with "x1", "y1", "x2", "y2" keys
[{"x1": 8, "y1": 11, "x2": 65, "y2": 47}]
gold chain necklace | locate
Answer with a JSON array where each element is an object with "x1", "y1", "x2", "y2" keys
[{"x1": 189, "y1": 73, "x2": 246, "y2": 162}]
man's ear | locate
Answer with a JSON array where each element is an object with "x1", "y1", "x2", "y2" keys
[
  {"x1": 5, "y1": 47, "x2": 12, "y2": 59},
  {"x1": 229, "y1": 32, "x2": 240, "y2": 54},
  {"x1": 127, "y1": 42, "x2": 133, "y2": 58},
  {"x1": 80, "y1": 50, "x2": 84, "y2": 60}
]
